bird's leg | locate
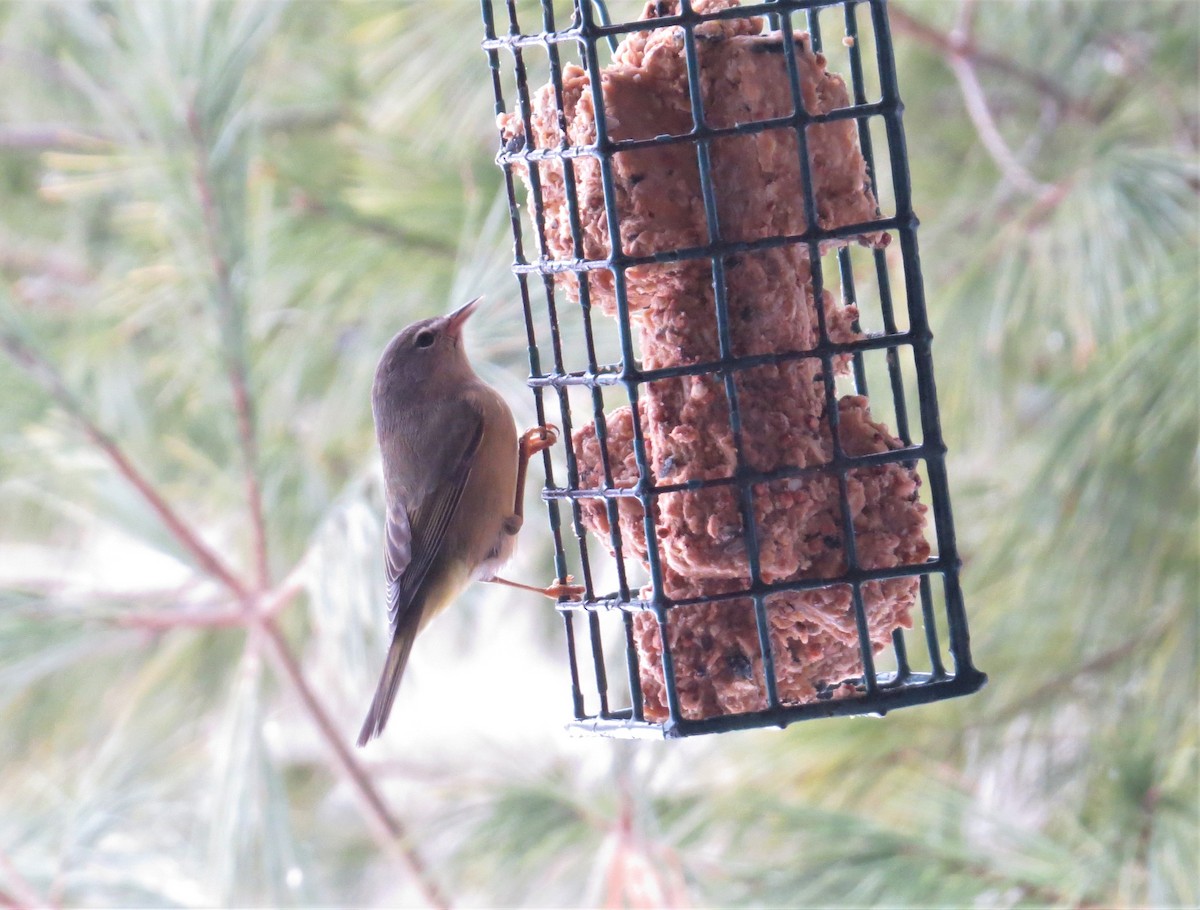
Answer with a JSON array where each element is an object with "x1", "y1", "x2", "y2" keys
[
  {"x1": 487, "y1": 575, "x2": 585, "y2": 600},
  {"x1": 512, "y1": 424, "x2": 558, "y2": 523},
  {"x1": 493, "y1": 426, "x2": 582, "y2": 600}
]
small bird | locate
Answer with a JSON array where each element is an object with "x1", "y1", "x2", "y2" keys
[{"x1": 358, "y1": 297, "x2": 576, "y2": 746}]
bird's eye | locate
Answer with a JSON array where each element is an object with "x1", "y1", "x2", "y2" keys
[{"x1": 414, "y1": 330, "x2": 436, "y2": 349}]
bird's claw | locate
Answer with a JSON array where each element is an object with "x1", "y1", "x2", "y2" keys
[
  {"x1": 487, "y1": 573, "x2": 585, "y2": 601},
  {"x1": 546, "y1": 575, "x2": 585, "y2": 600},
  {"x1": 520, "y1": 424, "x2": 559, "y2": 458}
]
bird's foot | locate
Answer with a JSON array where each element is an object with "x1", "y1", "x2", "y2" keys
[
  {"x1": 519, "y1": 424, "x2": 559, "y2": 460},
  {"x1": 542, "y1": 575, "x2": 585, "y2": 600},
  {"x1": 488, "y1": 574, "x2": 585, "y2": 601}
]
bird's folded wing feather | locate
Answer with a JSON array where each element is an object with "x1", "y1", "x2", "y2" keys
[{"x1": 384, "y1": 404, "x2": 485, "y2": 632}]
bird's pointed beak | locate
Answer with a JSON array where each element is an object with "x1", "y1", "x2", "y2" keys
[{"x1": 445, "y1": 296, "x2": 481, "y2": 338}]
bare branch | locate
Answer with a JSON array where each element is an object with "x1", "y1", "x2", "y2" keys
[
  {"x1": 186, "y1": 102, "x2": 271, "y2": 591},
  {"x1": 257, "y1": 618, "x2": 452, "y2": 910},
  {"x1": 888, "y1": 5, "x2": 1095, "y2": 122},
  {"x1": 114, "y1": 607, "x2": 249, "y2": 631},
  {"x1": 2, "y1": 422, "x2": 394, "y2": 888},
  {"x1": 257, "y1": 567, "x2": 306, "y2": 618},
  {"x1": 21, "y1": 566, "x2": 448, "y2": 905},
  {"x1": 946, "y1": 52, "x2": 1053, "y2": 198},
  {"x1": 101, "y1": 565, "x2": 305, "y2": 631},
  {"x1": 0, "y1": 332, "x2": 251, "y2": 600},
  {"x1": 893, "y1": 1, "x2": 1055, "y2": 200}
]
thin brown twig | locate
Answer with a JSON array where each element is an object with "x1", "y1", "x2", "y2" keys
[
  {"x1": 0, "y1": 848, "x2": 51, "y2": 910},
  {"x1": 0, "y1": 332, "x2": 251, "y2": 600},
  {"x1": 110, "y1": 568, "x2": 305, "y2": 631},
  {"x1": 0, "y1": 125, "x2": 110, "y2": 152},
  {"x1": 257, "y1": 618, "x2": 452, "y2": 910},
  {"x1": 258, "y1": 569, "x2": 306, "y2": 617},
  {"x1": 187, "y1": 101, "x2": 271, "y2": 591},
  {"x1": 946, "y1": 51, "x2": 1052, "y2": 198},
  {"x1": 888, "y1": 5, "x2": 1095, "y2": 122},
  {"x1": 115, "y1": 607, "x2": 249, "y2": 631},
  {"x1": 910, "y1": 0, "x2": 1055, "y2": 199}
]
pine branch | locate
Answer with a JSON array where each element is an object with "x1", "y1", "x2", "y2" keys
[
  {"x1": 258, "y1": 619, "x2": 453, "y2": 910},
  {"x1": 0, "y1": 125, "x2": 109, "y2": 151},
  {"x1": 889, "y1": 4, "x2": 1095, "y2": 121},
  {"x1": 946, "y1": 51, "x2": 1053, "y2": 198},
  {"x1": 4, "y1": 316, "x2": 441, "y2": 902},
  {"x1": 985, "y1": 618, "x2": 1174, "y2": 726},
  {"x1": 2, "y1": 330, "x2": 450, "y2": 906},
  {"x1": 109, "y1": 569, "x2": 304, "y2": 630},
  {"x1": 187, "y1": 100, "x2": 271, "y2": 591},
  {"x1": 0, "y1": 331, "x2": 251, "y2": 600},
  {"x1": 909, "y1": 0, "x2": 1056, "y2": 199},
  {"x1": 893, "y1": 842, "x2": 1079, "y2": 908}
]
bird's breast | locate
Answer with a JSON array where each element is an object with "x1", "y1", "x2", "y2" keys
[{"x1": 454, "y1": 386, "x2": 519, "y2": 577}]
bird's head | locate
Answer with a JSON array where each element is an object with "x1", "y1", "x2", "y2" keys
[{"x1": 372, "y1": 297, "x2": 481, "y2": 416}]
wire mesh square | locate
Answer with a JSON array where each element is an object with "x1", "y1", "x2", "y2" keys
[{"x1": 481, "y1": 0, "x2": 986, "y2": 738}]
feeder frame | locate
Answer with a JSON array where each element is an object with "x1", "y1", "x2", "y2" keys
[{"x1": 481, "y1": 0, "x2": 987, "y2": 738}]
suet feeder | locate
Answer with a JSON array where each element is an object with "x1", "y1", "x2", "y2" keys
[{"x1": 482, "y1": 0, "x2": 986, "y2": 738}]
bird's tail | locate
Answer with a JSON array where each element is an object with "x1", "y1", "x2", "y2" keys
[{"x1": 357, "y1": 625, "x2": 418, "y2": 747}]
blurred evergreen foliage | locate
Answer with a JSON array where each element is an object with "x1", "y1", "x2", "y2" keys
[{"x1": 0, "y1": 1, "x2": 1195, "y2": 907}]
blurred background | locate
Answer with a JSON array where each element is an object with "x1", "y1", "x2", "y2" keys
[{"x1": 0, "y1": 1, "x2": 1195, "y2": 907}]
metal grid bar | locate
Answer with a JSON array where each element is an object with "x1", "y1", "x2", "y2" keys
[
  {"x1": 775, "y1": 2, "x2": 879, "y2": 697},
  {"x1": 506, "y1": 213, "x2": 910, "y2": 272},
  {"x1": 483, "y1": 0, "x2": 590, "y2": 722},
  {"x1": 577, "y1": 0, "x2": 685, "y2": 726},
  {"x1": 496, "y1": 100, "x2": 891, "y2": 164},
  {"x1": 555, "y1": 556, "x2": 961, "y2": 613},
  {"x1": 481, "y1": 0, "x2": 870, "y2": 51},
  {"x1": 504, "y1": 0, "x2": 616, "y2": 718},
  {"x1": 573, "y1": 669, "x2": 981, "y2": 739},
  {"x1": 547, "y1": 445, "x2": 932, "y2": 506},
  {"x1": 526, "y1": 331, "x2": 918, "y2": 389},
  {"x1": 676, "y1": 0, "x2": 780, "y2": 709},
  {"x1": 482, "y1": 0, "x2": 985, "y2": 738}
]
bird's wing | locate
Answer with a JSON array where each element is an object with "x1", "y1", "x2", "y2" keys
[{"x1": 385, "y1": 403, "x2": 484, "y2": 632}]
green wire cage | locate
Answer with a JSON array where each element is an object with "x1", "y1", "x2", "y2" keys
[{"x1": 482, "y1": 0, "x2": 986, "y2": 738}]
